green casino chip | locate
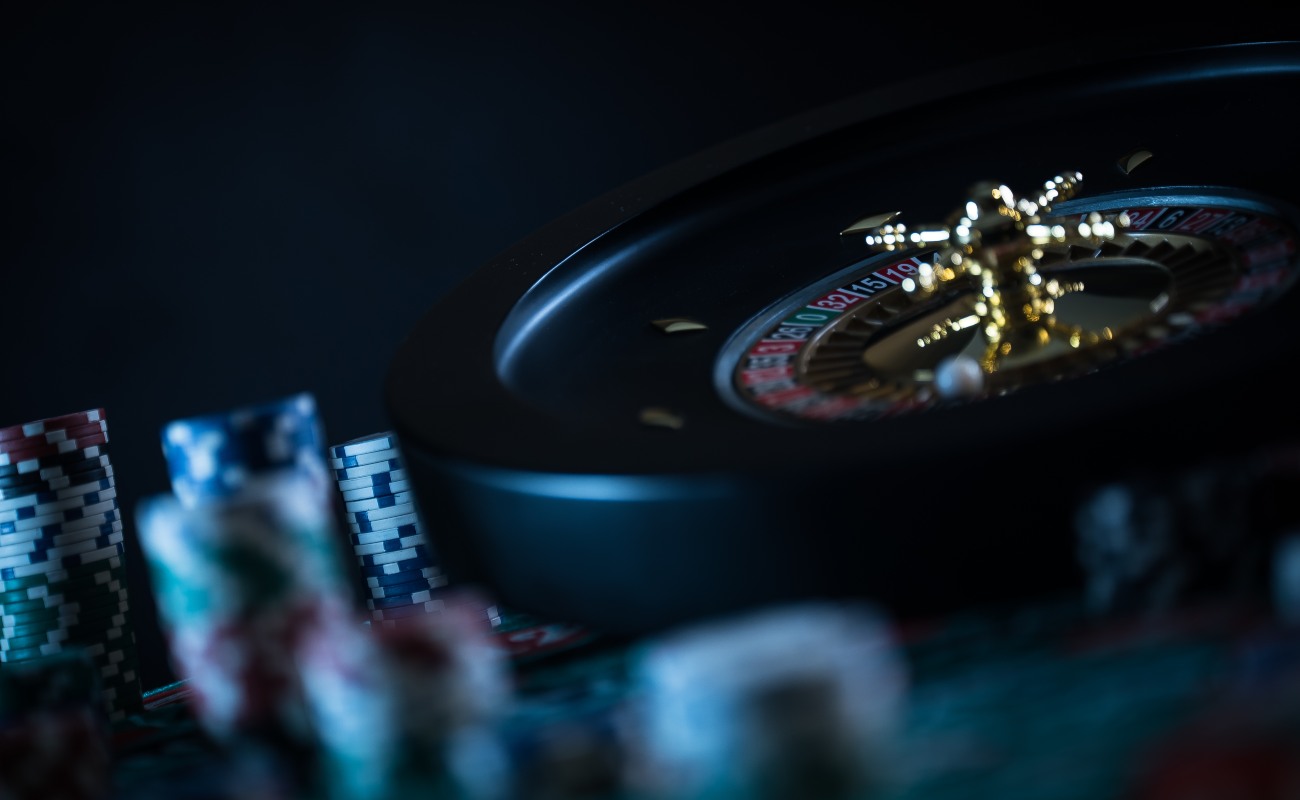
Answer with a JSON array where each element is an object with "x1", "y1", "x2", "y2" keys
[
  {"x1": 0, "y1": 586, "x2": 128, "y2": 620},
  {"x1": 0, "y1": 570, "x2": 124, "y2": 605},
  {"x1": 3, "y1": 609, "x2": 126, "y2": 639},
  {"x1": 1, "y1": 598, "x2": 129, "y2": 628},
  {"x1": 0, "y1": 554, "x2": 123, "y2": 590}
]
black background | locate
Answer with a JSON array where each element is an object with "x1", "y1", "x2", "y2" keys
[{"x1": 1, "y1": 5, "x2": 1284, "y2": 689}]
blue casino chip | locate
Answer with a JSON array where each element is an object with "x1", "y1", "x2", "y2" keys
[
  {"x1": 339, "y1": 479, "x2": 412, "y2": 502},
  {"x1": 0, "y1": 486, "x2": 118, "y2": 523},
  {"x1": 0, "y1": 451, "x2": 112, "y2": 483},
  {"x1": 161, "y1": 391, "x2": 326, "y2": 506},
  {"x1": 331, "y1": 459, "x2": 404, "y2": 481},
  {"x1": 366, "y1": 575, "x2": 446, "y2": 599},
  {"x1": 0, "y1": 466, "x2": 115, "y2": 497},
  {"x1": 1, "y1": 542, "x2": 124, "y2": 580},
  {"x1": 354, "y1": 553, "x2": 438, "y2": 579},
  {"x1": 0, "y1": 533, "x2": 125, "y2": 571},
  {"x1": 327, "y1": 446, "x2": 401, "y2": 470},
  {"x1": 327, "y1": 432, "x2": 399, "y2": 460},
  {"x1": 343, "y1": 501, "x2": 418, "y2": 525},
  {"x1": 368, "y1": 599, "x2": 446, "y2": 621},
  {"x1": 349, "y1": 522, "x2": 422, "y2": 546},
  {"x1": 335, "y1": 469, "x2": 409, "y2": 492},
  {"x1": 0, "y1": 508, "x2": 120, "y2": 537},
  {"x1": 363, "y1": 566, "x2": 443, "y2": 588},
  {"x1": 351, "y1": 533, "x2": 426, "y2": 557},
  {"x1": 349, "y1": 511, "x2": 421, "y2": 535},
  {"x1": 343, "y1": 491, "x2": 413, "y2": 513},
  {"x1": 0, "y1": 476, "x2": 115, "y2": 509},
  {"x1": 365, "y1": 587, "x2": 439, "y2": 610}
]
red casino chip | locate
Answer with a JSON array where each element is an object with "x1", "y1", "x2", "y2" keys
[{"x1": 0, "y1": 409, "x2": 107, "y2": 444}]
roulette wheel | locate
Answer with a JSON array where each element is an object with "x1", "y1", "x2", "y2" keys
[{"x1": 385, "y1": 30, "x2": 1300, "y2": 638}]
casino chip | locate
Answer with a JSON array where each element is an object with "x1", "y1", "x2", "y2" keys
[
  {"x1": 160, "y1": 391, "x2": 328, "y2": 507},
  {"x1": 0, "y1": 408, "x2": 142, "y2": 723}
]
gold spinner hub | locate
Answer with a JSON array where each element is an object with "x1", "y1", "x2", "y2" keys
[{"x1": 843, "y1": 172, "x2": 1132, "y2": 398}]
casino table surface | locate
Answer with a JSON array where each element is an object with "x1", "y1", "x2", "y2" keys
[{"x1": 105, "y1": 593, "x2": 1300, "y2": 799}]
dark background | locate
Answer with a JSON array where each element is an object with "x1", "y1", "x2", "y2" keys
[{"x1": 1, "y1": 5, "x2": 1280, "y2": 689}]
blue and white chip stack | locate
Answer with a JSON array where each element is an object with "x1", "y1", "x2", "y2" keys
[
  {"x1": 0, "y1": 407, "x2": 142, "y2": 724},
  {"x1": 160, "y1": 391, "x2": 329, "y2": 509},
  {"x1": 325, "y1": 431, "x2": 449, "y2": 625}
]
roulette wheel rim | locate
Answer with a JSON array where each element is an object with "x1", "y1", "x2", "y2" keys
[{"x1": 386, "y1": 33, "x2": 1300, "y2": 635}]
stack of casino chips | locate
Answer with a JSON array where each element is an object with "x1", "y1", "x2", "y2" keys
[
  {"x1": 138, "y1": 392, "x2": 355, "y2": 762},
  {"x1": 325, "y1": 431, "x2": 451, "y2": 625},
  {"x1": 135, "y1": 471, "x2": 354, "y2": 747},
  {"x1": 0, "y1": 408, "x2": 141, "y2": 723}
]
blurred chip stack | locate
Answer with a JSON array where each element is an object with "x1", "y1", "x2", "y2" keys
[
  {"x1": 135, "y1": 471, "x2": 354, "y2": 743},
  {"x1": 0, "y1": 648, "x2": 113, "y2": 800},
  {"x1": 0, "y1": 408, "x2": 142, "y2": 722},
  {"x1": 298, "y1": 586, "x2": 513, "y2": 800},
  {"x1": 1074, "y1": 441, "x2": 1300, "y2": 619},
  {"x1": 136, "y1": 392, "x2": 356, "y2": 789},
  {"x1": 625, "y1": 601, "x2": 908, "y2": 800}
]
